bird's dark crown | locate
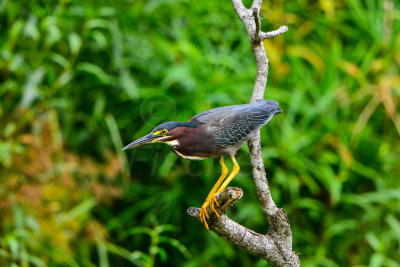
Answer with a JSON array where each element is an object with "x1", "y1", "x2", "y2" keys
[{"x1": 152, "y1": 121, "x2": 204, "y2": 133}]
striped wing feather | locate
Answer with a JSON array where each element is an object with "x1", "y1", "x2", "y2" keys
[{"x1": 190, "y1": 102, "x2": 271, "y2": 147}]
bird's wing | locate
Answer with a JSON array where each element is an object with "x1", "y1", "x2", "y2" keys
[{"x1": 190, "y1": 101, "x2": 273, "y2": 147}]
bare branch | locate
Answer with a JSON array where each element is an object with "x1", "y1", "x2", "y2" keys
[
  {"x1": 248, "y1": 135, "x2": 276, "y2": 216},
  {"x1": 187, "y1": 188, "x2": 299, "y2": 266},
  {"x1": 187, "y1": 187, "x2": 243, "y2": 219},
  {"x1": 261, "y1": 26, "x2": 289, "y2": 40},
  {"x1": 251, "y1": 0, "x2": 263, "y2": 11},
  {"x1": 187, "y1": 1, "x2": 300, "y2": 266},
  {"x1": 231, "y1": 0, "x2": 250, "y2": 20},
  {"x1": 253, "y1": 9, "x2": 261, "y2": 42}
]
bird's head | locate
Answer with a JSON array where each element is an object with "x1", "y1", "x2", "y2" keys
[{"x1": 122, "y1": 121, "x2": 203, "y2": 151}]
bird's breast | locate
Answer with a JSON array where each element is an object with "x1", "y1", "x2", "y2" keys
[{"x1": 166, "y1": 125, "x2": 219, "y2": 160}]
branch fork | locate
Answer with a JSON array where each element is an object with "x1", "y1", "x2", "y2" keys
[
  {"x1": 188, "y1": 1, "x2": 299, "y2": 266},
  {"x1": 232, "y1": 1, "x2": 288, "y2": 45}
]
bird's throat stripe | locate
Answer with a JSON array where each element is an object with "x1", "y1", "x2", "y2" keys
[
  {"x1": 172, "y1": 149, "x2": 206, "y2": 160},
  {"x1": 150, "y1": 137, "x2": 165, "y2": 143}
]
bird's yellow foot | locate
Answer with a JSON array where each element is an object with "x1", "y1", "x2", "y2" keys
[{"x1": 199, "y1": 194, "x2": 221, "y2": 229}]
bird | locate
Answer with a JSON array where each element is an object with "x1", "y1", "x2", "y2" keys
[{"x1": 122, "y1": 99, "x2": 282, "y2": 229}]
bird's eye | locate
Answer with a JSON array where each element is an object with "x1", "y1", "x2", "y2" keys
[{"x1": 154, "y1": 129, "x2": 168, "y2": 135}]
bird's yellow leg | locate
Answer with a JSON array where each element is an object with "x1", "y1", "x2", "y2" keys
[
  {"x1": 215, "y1": 155, "x2": 240, "y2": 195},
  {"x1": 199, "y1": 156, "x2": 228, "y2": 229}
]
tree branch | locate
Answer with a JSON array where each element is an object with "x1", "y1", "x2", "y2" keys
[
  {"x1": 253, "y1": 9, "x2": 261, "y2": 42},
  {"x1": 188, "y1": 188, "x2": 294, "y2": 265},
  {"x1": 187, "y1": 1, "x2": 299, "y2": 266},
  {"x1": 251, "y1": 0, "x2": 263, "y2": 11},
  {"x1": 231, "y1": 0, "x2": 250, "y2": 20},
  {"x1": 260, "y1": 26, "x2": 289, "y2": 40}
]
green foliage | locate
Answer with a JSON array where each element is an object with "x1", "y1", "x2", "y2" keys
[{"x1": 1, "y1": 0, "x2": 400, "y2": 266}]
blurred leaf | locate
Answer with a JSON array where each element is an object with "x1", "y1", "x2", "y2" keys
[
  {"x1": 119, "y1": 227, "x2": 153, "y2": 240},
  {"x1": 20, "y1": 67, "x2": 45, "y2": 108},
  {"x1": 104, "y1": 242, "x2": 146, "y2": 267},
  {"x1": 59, "y1": 198, "x2": 97, "y2": 223},
  {"x1": 158, "y1": 236, "x2": 191, "y2": 259},
  {"x1": 23, "y1": 15, "x2": 40, "y2": 40},
  {"x1": 68, "y1": 32, "x2": 82, "y2": 55},
  {"x1": 76, "y1": 62, "x2": 115, "y2": 85}
]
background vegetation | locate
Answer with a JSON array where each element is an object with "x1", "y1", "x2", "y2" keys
[{"x1": 1, "y1": 0, "x2": 400, "y2": 266}]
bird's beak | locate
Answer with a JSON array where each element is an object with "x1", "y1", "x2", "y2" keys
[
  {"x1": 122, "y1": 133, "x2": 164, "y2": 151},
  {"x1": 274, "y1": 108, "x2": 283, "y2": 115}
]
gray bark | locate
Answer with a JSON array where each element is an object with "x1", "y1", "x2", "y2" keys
[{"x1": 188, "y1": 1, "x2": 300, "y2": 266}]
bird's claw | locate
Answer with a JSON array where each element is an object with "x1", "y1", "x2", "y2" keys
[
  {"x1": 210, "y1": 195, "x2": 220, "y2": 217},
  {"x1": 199, "y1": 194, "x2": 220, "y2": 229}
]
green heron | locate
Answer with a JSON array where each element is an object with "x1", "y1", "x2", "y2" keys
[{"x1": 122, "y1": 99, "x2": 282, "y2": 229}]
